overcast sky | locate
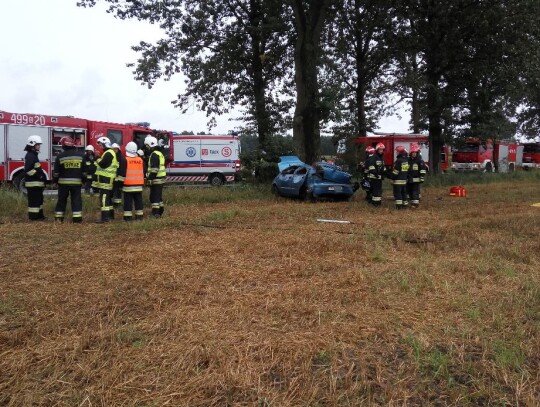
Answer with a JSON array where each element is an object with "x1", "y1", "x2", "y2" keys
[{"x1": 0, "y1": 0, "x2": 410, "y2": 135}]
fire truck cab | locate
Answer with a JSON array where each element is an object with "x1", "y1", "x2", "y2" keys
[
  {"x1": 522, "y1": 142, "x2": 540, "y2": 170},
  {"x1": 355, "y1": 132, "x2": 450, "y2": 171},
  {"x1": 451, "y1": 139, "x2": 522, "y2": 172}
]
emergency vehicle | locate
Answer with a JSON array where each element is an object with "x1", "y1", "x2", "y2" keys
[
  {"x1": 522, "y1": 142, "x2": 540, "y2": 170},
  {"x1": 451, "y1": 139, "x2": 523, "y2": 172},
  {"x1": 0, "y1": 110, "x2": 241, "y2": 190},
  {"x1": 164, "y1": 132, "x2": 241, "y2": 186},
  {"x1": 355, "y1": 132, "x2": 451, "y2": 171}
]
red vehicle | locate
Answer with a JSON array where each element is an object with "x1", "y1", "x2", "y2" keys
[
  {"x1": 451, "y1": 138, "x2": 523, "y2": 172},
  {"x1": 522, "y1": 142, "x2": 540, "y2": 170},
  {"x1": 355, "y1": 132, "x2": 450, "y2": 171},
  {"x1": 0, "y1": 110, "x2": 241, "y2": 190}
]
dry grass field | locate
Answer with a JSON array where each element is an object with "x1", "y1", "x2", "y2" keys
[{"x1": 1, "y1": 173, "x2": 539, "y2": 406}]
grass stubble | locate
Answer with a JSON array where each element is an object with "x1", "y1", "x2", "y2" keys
[{"x1": 0, "y1": 176, "x2": 539, "y2": 406}]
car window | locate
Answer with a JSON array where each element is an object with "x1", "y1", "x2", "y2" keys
[
  {"x1": 294, "y1": 167, "x2": 308, "y2": 175},
  {"x1": 281, "y1": 166, "x2": 298, "y2": 175}
]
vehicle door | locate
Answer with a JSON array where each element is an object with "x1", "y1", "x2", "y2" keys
[
  {"x1": 276, "y1": 165, "x2": 297, "y2": 195},
  {"x1": 0, "y1": 124, "x2": 5, "y2": 180},
  {"x1": 290, "y1": 166, "x2": 309, "y2": 195}
]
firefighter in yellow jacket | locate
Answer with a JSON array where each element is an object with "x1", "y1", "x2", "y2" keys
[
  {"x1": 120, "y1": 142, "x2": 145, "y2": 221},
  {"x1": 144, "y1": 136, "x2": 166, "y2": 218},
  {"x1": 94, "y1": 136, "x2": 119, "y2": 223}
]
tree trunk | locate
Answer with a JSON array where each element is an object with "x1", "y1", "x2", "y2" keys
[
  {"x1": 249, "y1": 0, "x2": 271, "y2": 152},
  {"x1": 426, "y1": 73, "x2": 442, "y2": 174},
  {"x1": 290, "y1": 0, "x2": 330, "y2": 164},
  {"x1": 410, "y1": 53, "x2": 421, "y2": 134}
]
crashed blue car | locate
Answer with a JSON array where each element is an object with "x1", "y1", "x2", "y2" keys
[{"x1": 272, "y1": 156, "x2": 359, "y2": 201}]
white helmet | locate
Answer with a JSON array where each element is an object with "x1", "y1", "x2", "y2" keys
[
  {"x1": 85, "y1": 145, "x2": 95, "y2": 152},
  {"x1": 137, "y1": 149, "x2": 144, "y2": 157},
  {"x1": 144, "y1": 136, "x2": 158, "y2": 148},
  {"x1": 97, "y1": 136, "x2": 112, "y2": 148},
  {"x1": 125, "y1": 141, "x2": 138, "y2": 157},
  {"x1": 27, "y1": 135, "x2": 43, "y2": 146},
  {"x1": 111, "y1": 143, "x2": 121, "y2": 150}
]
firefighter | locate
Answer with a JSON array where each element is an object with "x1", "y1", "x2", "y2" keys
[
  {"x1": 24, "y1": 135, "x2": 47, "y2": 221},
  {"x1": 391, "y1": 145, "x2": 410, "y2": 209},
  {"x1": 407, "y1": 143, "x2": 427, "y2": 208},
  {"x1": 365, "y1": 142, "x2": 386, "y2": 206},
  {"x1": 53, "y1": 137, "x2": 85, "y2": 223},
  {"x1": 145, "y1": 135, "x2": 166, "y2": 218},
  {"x1": 361, "y1": 146, "x2": 376, "y2": 202},
  {"x1": 94, "y1": 136, "x2": 119, "y2": 223},
  {"x1": 121, "y1": 142, "x2": 145, "y2": 221},
  {"x1": 83, "y1": 145, "x2": 97, "y2": 194},
  {"x1": 111, "y1": 143, "x2": 126, "y2": 208}
]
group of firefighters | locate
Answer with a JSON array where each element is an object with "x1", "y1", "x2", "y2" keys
[
  {"x1": 23, "y1": 134, "x2": 166, "y2": 222},
  {"x1": 362, "y1": 142, "x2": 427, "y2": 209}
]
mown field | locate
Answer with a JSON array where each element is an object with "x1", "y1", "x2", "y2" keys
[{"x1": 1, "y1": 173, "x2": 539, "y2": 406}]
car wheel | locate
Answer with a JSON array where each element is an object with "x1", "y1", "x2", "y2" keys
[
  {"x1": 271, "y1": 184, "x2": 280, "y2": 197},
  {"x1": 208, "y1": 173, "x2": 224, "y2": 186}
]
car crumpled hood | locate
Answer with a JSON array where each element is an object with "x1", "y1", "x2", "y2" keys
[{"x1": 277, "y1": 155, "x2": 306, "y2": 172}]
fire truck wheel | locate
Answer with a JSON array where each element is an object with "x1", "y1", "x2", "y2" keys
[
  {"x1": 12, "y1": 172, "x2": 27, "y2": 194},
  {"x1": 484, "y1": 162, "x2": 493, "y2": 173},
  {"x1": 509, "y1": 163, "x2": 515, "y2": 172},
  {"x1": 208, "y1": 173, "x2": 224, "y2": 186}
]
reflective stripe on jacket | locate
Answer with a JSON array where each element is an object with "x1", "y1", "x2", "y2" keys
[
  {"x1": 54, "y1": 151, "x2": 85, "y2": 185},
  {"x1": 123, "y1": 156, "x2": 144, "y2": 192},
  {"x1": 95, "y1": 149, "x2": 119, "y2": 190},
  {"x1": 147, "y1": 150, "x2": 166, "y2": 184}
]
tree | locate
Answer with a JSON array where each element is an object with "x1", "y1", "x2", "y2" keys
[
  {"x1": 322, "y1": 0, "x2": 396, "y2": 168},
  {"x1": 287, "y1": 0, "x2": 334, "y2": 164},
  {"x1": 77, "y1": 0, "x2": 292, "y2": 151}
]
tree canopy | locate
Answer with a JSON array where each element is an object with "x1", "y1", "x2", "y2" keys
[{"x1": 78, "y1": 0, "x2": 540, "y2": 173}]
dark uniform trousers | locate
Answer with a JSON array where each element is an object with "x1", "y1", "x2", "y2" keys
[
  {"x1": 393, "y1": 184, "x2": 408, "y2": 207},
  {"x1": 407, "y1": 183, "x2": 421, "y2": 205},
  {"x1": 27, "y1": 187, "x2": 45, "y2": 220},
  {"x1": 150, "y1": 184, "x2": 164, "y2": 216},
  {"x1": 123, "y1": 192, "x2": 144, "y2": 220},
  {"x1": 55, "y1": 185, "x2": 82, "y2": 222},
  {"x1": 370, "y1": 179, "x2": 383, "y2": 206},
  {"x1": 112, "y1": 181, "x2": 123, "y2": 207},
  {"x1": 99, "y1": 189, "x2": 113, "y2": 221}
]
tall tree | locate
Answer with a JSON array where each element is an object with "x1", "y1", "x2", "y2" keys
[
  {"x1": 77, "y1": 0, "x2": 292, "y2": 151},
  {"x1": 287, "y1": 0, "x2": 334, "y2": 163},
  {"x1": 322, "y1": 0, "x2": 396, "y2": 167}
]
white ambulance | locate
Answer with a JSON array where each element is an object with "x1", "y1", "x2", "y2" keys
[{"x1": 163, "y1": 133, "x2": 241, "y2": 186}]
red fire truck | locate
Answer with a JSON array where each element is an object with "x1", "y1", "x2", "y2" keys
[
  {"x1": 0, "y1": 110, "x2": 241, "y2": 190},
  {"x1": 451, "y1": 139, "x2": 523, "y2": 172},
  {"x1": 355, "y1": 132, "x2": 450, "y2": 171},
  {"x1": 522, "y1": 142, "x2": 540, "y2": 170}
]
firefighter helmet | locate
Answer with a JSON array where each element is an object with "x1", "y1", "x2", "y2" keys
[
  {"x1": 366, "y1": 146, "x2": 376, "y2": 154},
  {"x1": 27, "y1": 135, "x2": 43, "y2": 146},
  {"x1": 395, "y1": 145, "x2": 407, "y2": 154},
  {"x1": 137, "y1": 149, "x2": 144, "y2": 157},
  {"x1": 410, "y1": 143, "x2": 420, "y2": 153},
  {"x1": 144, "y1": 136, "x2": 158, "y2": 148},
  {"x1": 375, "y1": 142, "x2": 385, "y2": 150},
  {"x1": 125, "y1": 141, "x2": 138, "y2": 157},
  {"x1": 85, "y1": 145, "x2": 95, "y2": 152},
  {"x1": 97, "y1": 136, "x2": 112, "y2": 148},
  {"x1": 111, "y1": 143, "x2": 121, "y2": 150},
  {"x1": 60, "y1": 137, "x2": 75, "y2": 148}
]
